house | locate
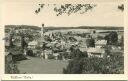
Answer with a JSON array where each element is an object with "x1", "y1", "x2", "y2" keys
[
  {"x1": 28, "y1": 41, "x2": 38, "y2": 49},
  {"x1": 95, "y1": 40, "x2": 107, "y2": 48},
  {"x1": 87, "y1": 47, "x2": 106, "y2": 58}
]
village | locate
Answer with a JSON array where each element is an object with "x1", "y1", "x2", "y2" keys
[{"x1": 5, "y1": 25, "x2": 124, "y2": 74}]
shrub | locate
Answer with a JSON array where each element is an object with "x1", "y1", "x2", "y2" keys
[
  {"x1": 63, "y1": 54, "x2": 123, "y2": 74},
  {"x1": 5, "y1": 57, "x2": 20, "y2": 74},
  {"x1": 48, "y1": 54, "x2": 55, "y2": 59},
  {"x1": 63, "y1": 58, "x2": 84, "y2": 74}
]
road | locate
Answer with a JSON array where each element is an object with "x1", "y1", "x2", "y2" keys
[{"x1": 17, "y1": 56, "x2": 68, "y2": 74}]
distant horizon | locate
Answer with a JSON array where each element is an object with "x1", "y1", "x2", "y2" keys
[
  {"x1": 5, "y1": 24, "x2": 124, "y2": 28},
  {"x1": 5, "y1": 24, "x2": 124, "y2": 31}
]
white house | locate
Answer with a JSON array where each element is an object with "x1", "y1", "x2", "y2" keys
[
  {"x1": 28, "y1": 41, "x2": 38, "y2": 49},
  {"x1": 95, "y1": 40, "x2": 107, "y2": 48},
  {"x1": 87, "y1": 47, "x2": 105, "y2": 58}
]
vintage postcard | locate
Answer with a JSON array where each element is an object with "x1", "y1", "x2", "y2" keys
[{"x1": 0, "y1": 0, "x2": 128, "y2": 80}]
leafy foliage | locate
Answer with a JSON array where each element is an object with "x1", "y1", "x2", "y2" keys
[
  {"x1": 9, "y1": 29, "x2": 15, "y2": 48},
  {"x1": 118, "y1": 4, "x2": 124, "y2": 11},
  {"x1": 21, "y1": 35, "x2": 28, "y2": 50},
  {"x1": 63, "y1": 53, "x2": 123, "y2": 74},
  {"x1": 35, "y1": 4, "x2": 97, "y2": 16},
  {"x1": 105, "y1": 31, "x2": 118, "y2": 45},
  {"x1": 82, "y1": 54, "x2": 123, "y2": 74},
  {"x1": 63, "y1": 58, "x2": 84, "y2": 74},
  {"x1": 63, "y1": 48, "x2": 88, "y2": 74},
  {"x1": 35, "y1": 4, "x2": 124, "y2": 16},
  {"x1": 63, "y1": 44, "x2": 123, "y2": 74},
  {"x1": 5, "y1": 56, "x2": 20, "y2": 74},
  {"x1": 120, "y1": 36, "x2": 124, "y2": 50},
  {"x1": 86, "y1": 38, "x2": 95, "y2": 47}
]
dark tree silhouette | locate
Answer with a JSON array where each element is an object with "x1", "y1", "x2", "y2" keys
[
  {"x1": 118, "y1": 4, "x2": 124, "y2": 11},
  {"x1": 21, "y1": 35, "x2": 28, "y2": 50},
  {"x1": 9, "y1": 34, "x2": 13, "y2": 47},
  {"x1": 63, "y1": 57, "x2": 84, "y2": 74},
  {"x1": 105, "y1": 31, "x2": 118, "y2": 45},
  {"x1": 86, "y1": 38, "x2": 95, "y2": 48},
  {"x1": 35, "y1": 4, "x2": 123, "y2": 16},
  {"x1": 64, "y1": 54, "x2": 124, "y2": 74},
  {"x1": 63, "y1": 46, "x2": 88, "y2": 74},
  {"x1": 35, "y1": 4, "x2": 97, "y2": 16},
  {"x1": 120, "y1": 36, "x2": 124, "y2": 50},
  {"x1": 8, "y1": 28, "x2": 15, "y2": 48}
]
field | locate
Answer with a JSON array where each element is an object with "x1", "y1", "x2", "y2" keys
[{"x1": 17, "y1": 56, "x2": 68, "y2": 74}]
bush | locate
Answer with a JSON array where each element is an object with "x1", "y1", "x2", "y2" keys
[
  {"x1": 5, "y1": 57, "x2": 20, "y2": 74},
  {"x1": 63, "y1": 58, "x2": 84, "y2": 74},
  {"x1": 70, "y1": 48, "x2": 88, "y2": 59},
  {"x1": 63, "y1": 54, "x2": 124, "y2": 74},
  {"x1": 48, "y1": 54, "x2": 55, "y2": 59},
  {"x1": 13, "y1": 54, "x2": 27, "y2": 61},
  {"x1": 27, "y1": 50, "x2": 35, "y2": 57},
  {"x1": 105, "y1": 31, "x2": 118, "y2": 45},
  {"x1": 82, "y1": 54, "x2": 123, "y2": 74}
]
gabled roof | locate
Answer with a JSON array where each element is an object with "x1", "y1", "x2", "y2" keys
[
  {"x1": 95, "y1": 40, "x2": 107, "y2": 45},
  {"x1": 87, "y1": 47, "x2": 105, "y2": 54},
  {"x1": 28, "y1": 41, "x2": 38, "y2": 46}
]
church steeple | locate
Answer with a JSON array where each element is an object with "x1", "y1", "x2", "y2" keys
[
  {"x1": 40, "y1": 23, "x2": 45, "y2": 45},
  {"x1": 41, "y1": 24, "x2": 44, "y2": 38}
]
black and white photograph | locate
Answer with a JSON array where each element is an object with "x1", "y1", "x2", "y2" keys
[{"x1": 3, "y1": 2, "x2": 124, "y2": 74}]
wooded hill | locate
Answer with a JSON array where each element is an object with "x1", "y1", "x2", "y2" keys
[{"x1": 5, "y1": 25, "x2": 124, "y2": 33}]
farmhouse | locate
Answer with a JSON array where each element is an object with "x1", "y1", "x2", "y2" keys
[
  {"x1": 87, "y1": 47, "x2": 105, "y2": 58},
  {"x1": 28, "y1": 40, "x2": 38, "y2": 49},
  {"x1": 95, "y1": 40, "x2": 107, "y2": 48}
]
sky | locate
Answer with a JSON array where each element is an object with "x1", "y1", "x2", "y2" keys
[{"x1": 1, "y1": 2, "x2": 124, "y2": 27}]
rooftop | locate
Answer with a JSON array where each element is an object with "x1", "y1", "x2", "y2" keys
[
  {"x1": 28, "y1": 41, "x2": 38, "y2": 46},
  {"x1": 95, "y1": 40, "x2": 107, "y2": 45},
  {"x1": 87, "y1": 47, "x2": 105, "y2": 54}
]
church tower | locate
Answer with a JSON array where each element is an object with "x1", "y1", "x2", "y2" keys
[{"x1": 41, "y1": 24, "x2": 44, "y2": 42}]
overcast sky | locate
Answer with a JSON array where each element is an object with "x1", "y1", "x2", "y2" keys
[{"x1": 2, "y1": 2, "x2": 124, "y2": 27}]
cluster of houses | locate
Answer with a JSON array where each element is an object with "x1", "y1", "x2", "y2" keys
[
  {"x1": 5, "y1": 26, "x2": 123, "y2": 61},
  {"x1": 25, "y1": 30, "x2": 109, "y2": 59}
]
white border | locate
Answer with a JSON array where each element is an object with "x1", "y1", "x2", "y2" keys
[{"x1": 0, "y1": 0, "x2": 128, "y2": 80}]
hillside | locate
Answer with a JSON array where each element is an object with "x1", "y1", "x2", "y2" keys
[{"x1": 5, "y1": 25, "x2": 124, "y2": 32}]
